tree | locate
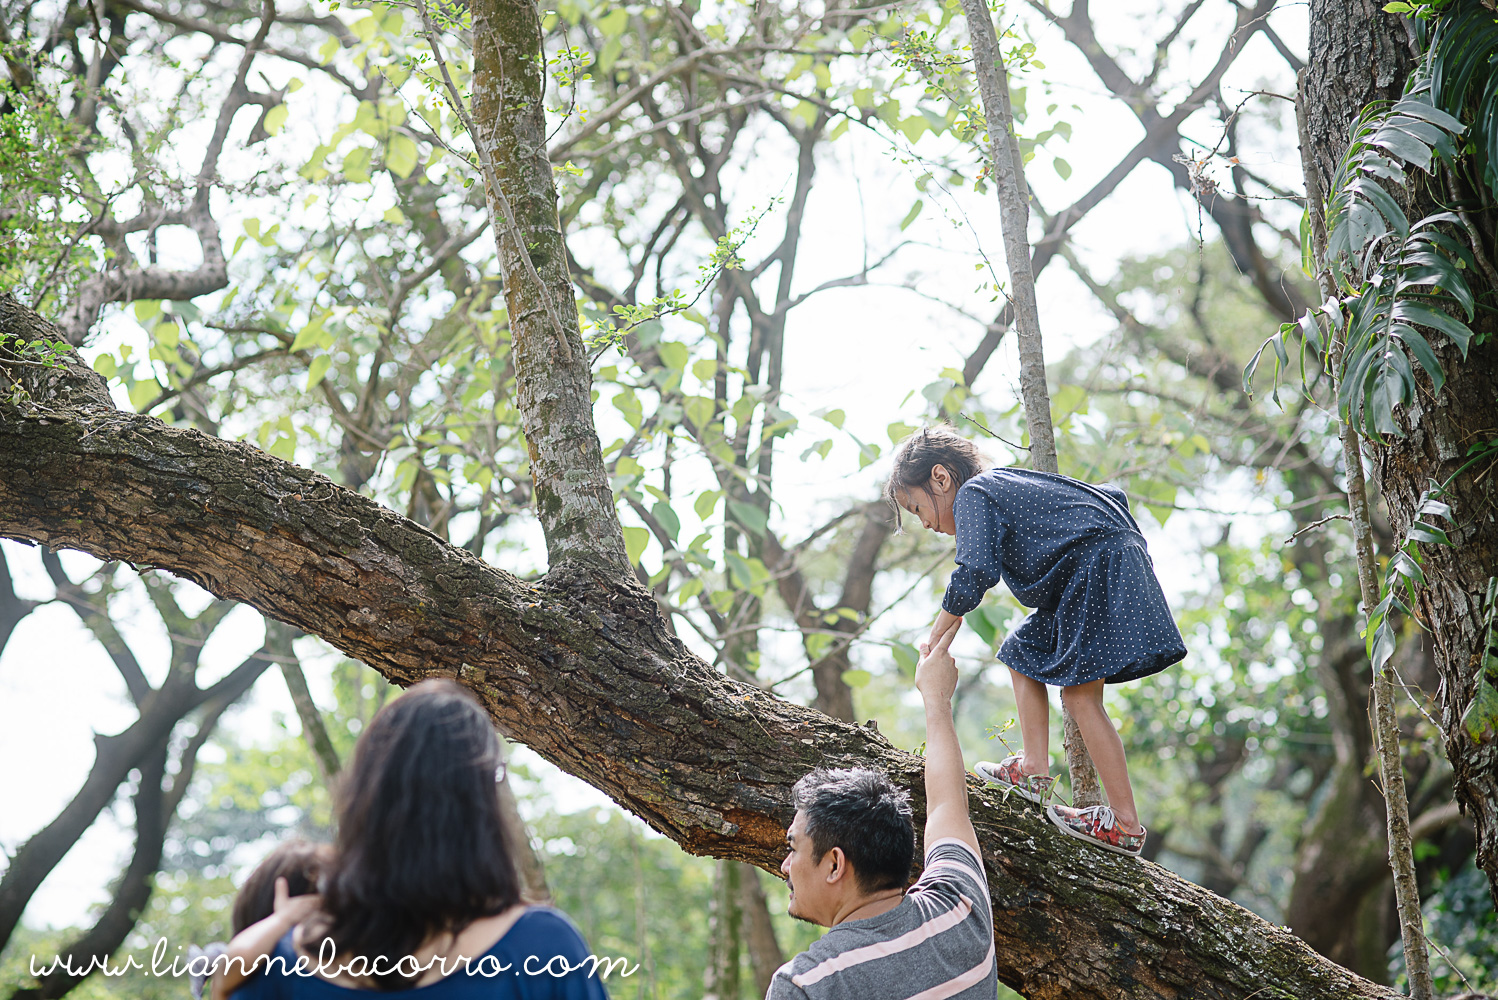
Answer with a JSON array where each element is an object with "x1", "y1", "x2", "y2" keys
[{"x1": 1298, "y1": 0, "x2": 1498, "y2": 905}]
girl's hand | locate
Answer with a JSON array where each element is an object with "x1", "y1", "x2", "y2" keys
[
  {"x1": 926, "y1": 610, "x2": 962, "y2": 651},
  {"x1": 272, "y1": 877, "x2": 322, "y2": 923}
]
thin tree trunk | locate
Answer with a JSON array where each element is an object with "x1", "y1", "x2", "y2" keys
[
  {"x1": 1297, "y1": 74, "x2": 1433, "y2": 1000},
  {"x1": 703, "y1": 858, "x2": 742, "y2": 1000},
  {"x1": 273, "y1": 622, "x2": 343, "y2": 786},
  {"x1": 958, "y1": 0, "x2": 1101, "y2": 809},
  {"x1": 740, "y1": 865, "x2": 785, "y2": 998}
]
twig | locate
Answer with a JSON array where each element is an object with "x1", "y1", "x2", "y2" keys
[{"x1": 1282, "y1": 513, "x2": 1350, "y2": 545}]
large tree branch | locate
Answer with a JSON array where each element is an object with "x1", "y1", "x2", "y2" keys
[{"x1": 0, "y1": 301, "x2": 1400, "y2": 1000}]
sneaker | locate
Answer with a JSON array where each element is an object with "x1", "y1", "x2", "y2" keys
[
  {"x1": 1046, "y1": 803, "x2": 1146, "y2": 857},
  {"x1": 974, "y1": 755, "x2": 1055, "y2": 805}
]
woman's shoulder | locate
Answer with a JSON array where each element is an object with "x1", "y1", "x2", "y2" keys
[{"x1": 499, "y1": 906, "x2": 591, "y2": 952}]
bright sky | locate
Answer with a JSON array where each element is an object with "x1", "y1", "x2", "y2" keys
[{"x1": 0, "y1": 0, "x2": 1308, "y2": 930}]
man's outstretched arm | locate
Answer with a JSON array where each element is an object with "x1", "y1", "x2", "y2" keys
[{"x1": 915, "y1": 630, "x2": 980, "y2": 855}]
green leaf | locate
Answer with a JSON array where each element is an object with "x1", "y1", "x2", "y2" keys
[
  {"x1": 264, "y1": 104, "x2": 289, "y2": 136},
  {"x1": 386, "y1": 134, "x2": 418, "y2": 178},
  {"x1": 724, "y1": 550, "x2": 753, "y2": 588},
  {"x1": 1461, "y1": 675, "x2": 1498, "y2": 741},
  {"x1": 290, "y1": 316, "x2": 329, "y2": 352},
  {"x1": 691, "y1": 358, "x2": 718, "y2": 382},
  {"x1": 966, "y1": 606, "x2": 998, "y2": 647},
  {"x1": 652, "y1": 500, "x2": 680, "y2": 540},
  {"x1": 305, "y1": 354, "x2": 332, "y2": 391},
  {"x1": 1053, "y1": 157, "x2": 1071, "y2": 180},
  {"x1": 128, "y1": 379, "x2": 162, "y2": 411},
  {"x1": 657, "y1": 341, "x2": 689, "y2": 371},
  {"x1": 683, "y1": 395, "x2": 715, "y2": 428},
  {"x1": 1390, "y1": 324, "x2": 1444, "y2": 394},
  {"x1": 597, "y1": 8, "x2": 628, "y2": 36},
  {"x1": 842, "y1": 669, "x2": 872, "y2": 689},
  {"x1": 343, "y1": 146, "x2": 373, "y2": 183},
  {"x1": 818, "y1": 408, "x2": 846, "y2": 429},
  {"x1": 887, "y1": 421, "x2": 916, "y2": 445},
  {"x1": 1407, "y1": 521, "x2": 1451, "y2": 546},
  {"x1": 622, "y1": 525, "x2": 651, "y2": 565},
  {"x1": 693, "y1": 489, "x2": 722, "y2": 520},
  {"x1": 1392, "y1": 300, "x2": 1472, "y2": 357},
  {"x1": 899, "y1": 199, "x2": 924, "y2": 231},
  {"x1": 727, "y1": 500, "x2": 768, "y2": 538},
  {"x1": 891, "y1": 641, "x2": 919, "y2": 677}
]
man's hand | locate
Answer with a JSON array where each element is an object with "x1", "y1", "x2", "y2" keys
[
  {"x1": 916, "y1": 627, "x2": 979, "y2": 856},
  {"x1": 916, "y1": 629, "x2": 958, "y2": 705}
]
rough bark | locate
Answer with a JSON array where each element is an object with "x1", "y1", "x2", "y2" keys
[
  {"x1": 0, "y1": 305, "x2": 1404, "y2": 1000},
  {"x1": 960, "y1": 0, "x2": 1101, "y2": 810},
  {"x1": 468, "y1": 0, "x2": 629, "y2": 575},
  {"x1": 1304, "y1": 0, "x2": 1498, "y2": 903}
]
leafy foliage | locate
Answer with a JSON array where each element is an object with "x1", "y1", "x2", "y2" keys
[
  {"x1": 1245, "y1": 93, "x2": 1476, "y2": 440},
  {"x1": 1425, "y1": 0, "x2": 1498, "y2": 202}
]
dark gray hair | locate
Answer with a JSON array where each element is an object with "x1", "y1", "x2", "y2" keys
[
  {"x1": 792, "y1": 768, "x2": 914, "y2": 892},
  {"x1": 883, "y1": 426, "x2": 988, "y2": 530}
]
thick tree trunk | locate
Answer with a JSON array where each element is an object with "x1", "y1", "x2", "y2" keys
[
  {"x1": 0, "y1": 303, "x2": 1403, "y2": 1000},
  {"x1": 1304, "y1": 0, "x2": 1498, "y2": 903}
]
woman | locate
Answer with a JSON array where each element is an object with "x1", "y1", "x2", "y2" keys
[{"x1": 222, "y1": 680, "x2": 610, "y2": 998}]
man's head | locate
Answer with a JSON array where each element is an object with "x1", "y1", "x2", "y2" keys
[{"x1": 781, "y1": 768, "x2": 915, "y2": 926}]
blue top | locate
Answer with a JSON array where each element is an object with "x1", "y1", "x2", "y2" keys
[
  {"x1": 229, "y1": 909, "x2": 611, "y2": 1000},
  {"x1": 942, "y1": 468, "x2": 1144, "y2": 616}
]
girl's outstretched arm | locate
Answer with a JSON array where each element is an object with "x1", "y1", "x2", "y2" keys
[{"x1": 926, "y1": 609, "x2": 963, "y2": 651}]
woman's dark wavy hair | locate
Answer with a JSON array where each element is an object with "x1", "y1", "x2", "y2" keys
[
  {"x1": 306, "y1": 679, "x2": 520, "y2": 990},
  {"x1": 882, "y1": 426, "x2": 989, "y2": 531}
]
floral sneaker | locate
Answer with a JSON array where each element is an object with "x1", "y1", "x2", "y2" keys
[
  {"x1": 974, "y1": 755, "x2": 1055, "y2": 805},
  {"x1": 1046, "y1": 803, "x2": 1147, "y2": 857}
]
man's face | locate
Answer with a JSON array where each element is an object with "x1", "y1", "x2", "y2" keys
[{"x1": 781, "y1": 810, "x2": 837, "y2": 926}]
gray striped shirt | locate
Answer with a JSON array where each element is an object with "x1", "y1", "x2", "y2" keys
[{"x1": 767, "y1": 839, "x2": 997, "y2": 1000}]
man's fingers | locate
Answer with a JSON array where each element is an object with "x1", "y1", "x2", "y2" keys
[{"x1": 934, "y1": 627, "x2": 957, "y2": 653}]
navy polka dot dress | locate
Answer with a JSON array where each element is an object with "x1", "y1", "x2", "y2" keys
[{"x1": 942, "y1": 468, "x2": 1186, "y2": 686}]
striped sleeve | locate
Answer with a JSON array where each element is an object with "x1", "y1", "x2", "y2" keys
[
  {"x1": 918, "y1": 838, "x2": 993, "y2": 919},
  {"x1": 766, "y1": 962, "x2": 810, "y2": 999}
]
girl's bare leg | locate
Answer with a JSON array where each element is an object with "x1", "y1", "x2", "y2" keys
[
  {"x1": 1060, "y1": 680, "x2": 1141, "y2": 832},
  {"x1": 1007, "y1": 668, "x2": 1051, "y2": 777}
]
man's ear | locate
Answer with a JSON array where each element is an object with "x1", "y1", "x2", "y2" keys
[{"x1": 825, "y1": 847, "x2": 849, "y2": 885}]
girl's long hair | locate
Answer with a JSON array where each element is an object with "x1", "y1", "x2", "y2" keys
[
  {"x1": 883, "y1": 426, "x2": 989, "y2": 529},
  {"x1": 307, "y1": 679, "x2": 521, "y2": 989}
]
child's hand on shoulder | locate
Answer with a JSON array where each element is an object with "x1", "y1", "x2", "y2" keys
[{"x1": 272, "y1": 876, "x2": 321, "y2": 923}]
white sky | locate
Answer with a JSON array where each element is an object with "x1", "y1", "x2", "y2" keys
[{"x1": 1, "y1": 0, "x2": 1308, "y2": 930}]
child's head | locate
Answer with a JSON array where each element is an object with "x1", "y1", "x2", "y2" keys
[
  {"x1": 883, "y1": 427, "x2": 987, "y2": 535},
  {"x1": 231, "y1": 840, "x2": 331, "y2": 934}
]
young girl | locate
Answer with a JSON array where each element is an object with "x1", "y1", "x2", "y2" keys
[{"x1": 887, "y1": 427, "x2": 1185, "y2": 857}]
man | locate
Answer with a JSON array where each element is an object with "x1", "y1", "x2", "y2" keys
[{"x1": 769, "y1": 629, "x2": 997, "y2": 999}]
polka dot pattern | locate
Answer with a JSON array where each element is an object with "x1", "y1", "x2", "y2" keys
[{"x1": 941, "y1": 468, "x2": 1187, "y2": 686}]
